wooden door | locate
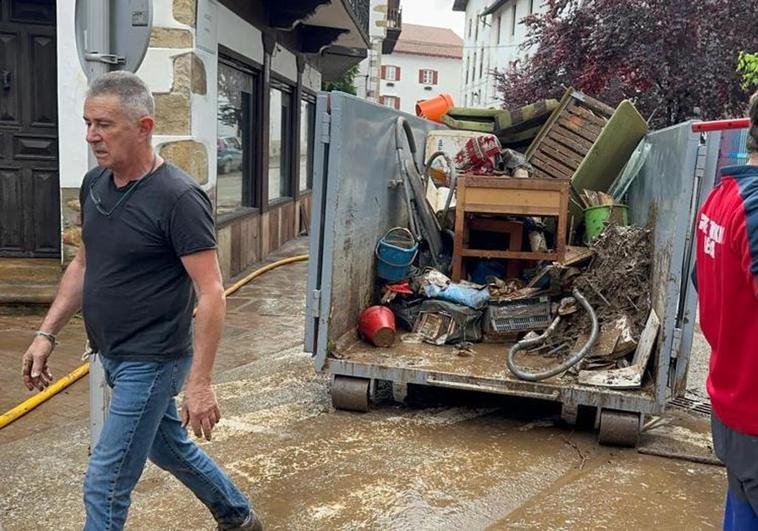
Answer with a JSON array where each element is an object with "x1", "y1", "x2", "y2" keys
[{"x1": 0, "y1": 0, "x2": 59, "y2": 257}]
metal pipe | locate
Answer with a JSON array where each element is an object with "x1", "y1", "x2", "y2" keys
[
  {"x1": 507, "y1": 288, "x2": 599, "y2": 382},
  {"x1": 691, "y1": 118, "x2": 750, "y2": 132}
]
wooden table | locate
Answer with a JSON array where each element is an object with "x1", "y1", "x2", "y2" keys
[{"x1": 452, "y1": 175, "x2": 570, "y2": 281}]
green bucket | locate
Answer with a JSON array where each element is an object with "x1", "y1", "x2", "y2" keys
[{"x1": 584, "y1": 204, "x2": 629, "y2": 242}]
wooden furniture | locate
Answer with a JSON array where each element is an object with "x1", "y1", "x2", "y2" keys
[
  {"x1": 452, "y1": 175, "x2": 570, "y2": 281},
  {"x1": 526, "y1": 88, "x2": 615, "y2": 181}
]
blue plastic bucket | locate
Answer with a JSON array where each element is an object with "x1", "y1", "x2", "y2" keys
[{"x1": 375, "y1": 227, "x2": 418, "y2": 282}]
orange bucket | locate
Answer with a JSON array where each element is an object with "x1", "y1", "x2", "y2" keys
[{"x1": 416, "y1": 93, "x2": 454, "y2": 123}]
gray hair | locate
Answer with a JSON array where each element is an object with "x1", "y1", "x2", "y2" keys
[{"x1": 86, "y1": 71, "x2": 155, "y2": 121}]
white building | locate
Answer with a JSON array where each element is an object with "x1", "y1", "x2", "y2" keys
[
  {"x1": 453, "y1": 0, "x2": 547, "y2": 108},
  {"x1": 0, "y1": 0, "x2": 371, "y2": 300},
  {"x1": 374, "y1": 23, "x2": 463, "y2": 114}
]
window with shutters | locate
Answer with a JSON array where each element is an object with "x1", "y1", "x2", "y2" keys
[
  {"x1": 381, "y1": 65, "x2": 400, "y2": 81},
  {"x1": 511, "y1": 4, "x2": 517, "y2": 36},
  {"x1": 380, "y1": 95, "x2": 400, "y2": 109},
  {"x1": 419, "y1": 69, "x2": 437, "y2": 85}
]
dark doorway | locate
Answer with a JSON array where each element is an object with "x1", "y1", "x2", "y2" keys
[{"x1": 0, "y1": 0, "x2": 59, "y2": 257}]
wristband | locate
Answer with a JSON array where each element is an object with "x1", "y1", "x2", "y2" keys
[{"x1": 34, "y1": 330, "x2": 58, "y2": 346}]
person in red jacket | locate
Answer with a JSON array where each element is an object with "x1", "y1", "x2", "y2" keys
[{"x1": 696, "y1": 90, "x2": 758, "y2": 530}]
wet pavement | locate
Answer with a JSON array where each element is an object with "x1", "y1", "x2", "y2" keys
[{"x1": 0, "y1": 238, "x2": 725, "y2": 530}]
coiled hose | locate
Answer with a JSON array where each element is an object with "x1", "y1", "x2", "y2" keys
[{"x1": 506, "y1": 288, "x2": 599, "y2": 382}]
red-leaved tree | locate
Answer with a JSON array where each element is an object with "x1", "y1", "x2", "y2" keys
[{"x1": 494, "y1": 0, "x2": 758, "y2": 127}]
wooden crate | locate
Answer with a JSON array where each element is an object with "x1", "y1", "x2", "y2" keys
[{"x1": 526, "y1": 88, "x2": 615, "y2": 180}]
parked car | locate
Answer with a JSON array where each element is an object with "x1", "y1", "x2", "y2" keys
[{"x1": 217, "y1": 136, "x2": 243, "y2": 174}]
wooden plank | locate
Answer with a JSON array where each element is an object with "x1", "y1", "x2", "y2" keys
[
  {"x1": 559, "y1": 114, "x2": 604, "y2": 140},
  {"x1": 557, "y1": 116, "x2": 602, "y2": 143},
  {"x1": 460, "y1": 248, "x2": 559, "y2": 261},
  {"x1": 532, "y1": 152, "x2": 574, "y2": 179},
  {"x1": 462, "y1": 175, "x2": 570, "y2": 191},
  {"x1": 566, "y1": 104, "x2": 608, "y2": 127},
  {"x1": 551, "y1": 125, "x2": 595, "y2": 152},
  {"x1": 542, "y1": 137, "x2": 585, "y2": 167},
  {"x1": 532, "y1": 167, "x2": 556, "y2": 180},
  {"x1": 281, "y1": 201, "x2": 295, "y2": 243},
  {"x1": 574, "y1": 92, "x2": 615, "y2": 117},
  {"x1": 241, "y1": 214, "x2": 260, "y2": 267},
  {"x1": 269, "y1": 207, "x2": 280, "y2": 253},
  {"x1": 632, "y1": 309, "x2": 661, "y2": 367},
  {"x1": 452, "y1": 176, "x2": 466, "y2": 281},
  {"x1": 540, "y1": 142, "x2": 584, "y2": 170},
  {"x1": 531, "y1": 159, "x2": 569, "y2": 181},
  {"x1": 555, "y1": 183, "x2": 569, "y2": 260},
  {"x1": 462, "y1": 204, "x2": 562, "y2": 217},
  {"x1": 464, "y1": 186, "x2": 563, "y2": 210}
]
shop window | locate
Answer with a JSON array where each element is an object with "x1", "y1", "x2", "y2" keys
[
  {"x1": 419, "y1": 69, "x2": 438, "y2": 85},
  {"x1": 269, "y1": 83, "x2": 293, "y2": 202},
  {"x1": 216, "y1": 59, "x2": 258, "y2": 218},
  {"x1": 299, "y1": 95, "x2": 316, "y2": 192}
]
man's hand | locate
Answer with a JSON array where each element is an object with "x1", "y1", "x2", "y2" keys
[
  {"x1": 22, "y1": 336, "x2": 55, "y2": 391},
  {"x1": 181, "y1": 380, "x2": 221, "y2": 441}
]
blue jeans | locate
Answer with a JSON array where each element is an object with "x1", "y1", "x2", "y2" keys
[
  {"x1": 83, "y1": 355, "x2": 250, "y2": 530},
  {"x1": 725, "y1": 490, "x2": 758, "y2": 530}
]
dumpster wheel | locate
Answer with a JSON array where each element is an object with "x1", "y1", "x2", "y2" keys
[
  {"x1": 598, "y1": 409, "x2": 641, "y2": 447},
  {"x1": 331, "y1": 376, "x2": 370, "y2": 412}
]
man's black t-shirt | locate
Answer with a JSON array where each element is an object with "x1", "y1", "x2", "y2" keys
[{"x1": 79, "y1": 162, "x2": 216, "y2": 361}]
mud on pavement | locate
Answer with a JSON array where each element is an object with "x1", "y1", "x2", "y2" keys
[{"x1": 0, "y1": 239, "x2": 725, "y2": 530}]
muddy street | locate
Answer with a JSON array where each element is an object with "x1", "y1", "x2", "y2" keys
[{"x1": 0, "y1": 240, "x2": 724, "y2": 530}]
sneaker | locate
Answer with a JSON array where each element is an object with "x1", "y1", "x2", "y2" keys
[{"x1": 218, "y1": 510, "x2": 263, "y2": 531}]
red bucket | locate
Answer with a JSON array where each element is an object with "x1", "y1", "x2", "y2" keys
[{"x1": 358, "y1": 306, "x2": 396, "y2": 347}]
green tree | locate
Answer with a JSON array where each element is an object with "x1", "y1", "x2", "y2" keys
[
  {"x1": 322, "y1": 65, "x2": 359, "y2": 95},
  {"x1": 738, "y1": 52, "x2": 758, "y2": 89}
]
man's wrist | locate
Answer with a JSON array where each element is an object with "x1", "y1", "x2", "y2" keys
[
  {"x1": 186, "y1": 374, "x2": 212, "y2": 386},
  {"x1": 34, "y1": 330, "x2": 58, "y2": 347}
]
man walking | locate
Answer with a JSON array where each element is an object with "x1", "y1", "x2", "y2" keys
[
  {"x1": 696, "y1": 90, "x2": 758, "y2": 530},
  {"x1": 21, "y1": 71, "x2": 261, "y2": 531}
]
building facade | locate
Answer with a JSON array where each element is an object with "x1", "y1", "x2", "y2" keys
[
  {"x1": 356, "y1": 0, "x2": 401, "y2": 103},
  {"x1": 374, "y1": 23, "x2": 462, "y2": 115},
  {"x1": 453, "y1": 0, "x2": 546, "y2": 108},
  {"x1": 0, "y1": 0, "x2": 370, "y2": 301}
]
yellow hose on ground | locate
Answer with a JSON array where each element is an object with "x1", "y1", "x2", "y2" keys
[{"x1": 0, "y1": 254, "x2": 309, "y2": 430}]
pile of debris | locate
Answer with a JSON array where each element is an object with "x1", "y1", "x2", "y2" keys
[{"x1": 356, "y1": 87, "x2": 659, "y2": 388}]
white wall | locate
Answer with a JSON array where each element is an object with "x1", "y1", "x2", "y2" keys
[
  {"x1": 379, "y1": 53, "x2": 462, "y2": 114},
  {"x1": 459, "y1": 0, "x2": 545, "y2": 108},
  {"x1": 56, "y1": 0, "x2": 89, "y2": 188}
]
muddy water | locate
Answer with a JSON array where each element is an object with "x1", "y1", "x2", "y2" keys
[{"x1": 0, "y1": 241, "x2": 725, "y2": 530}]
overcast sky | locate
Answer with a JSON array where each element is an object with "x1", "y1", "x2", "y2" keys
[{"x1": 401, "y1": 0, "x2": 466, "y2": 37}]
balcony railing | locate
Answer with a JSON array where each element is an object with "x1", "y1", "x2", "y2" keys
[
  {"x1": 387, "y1": 7, "x2": 402, "y2": 31},
  {"x1": 346, "y1": 0, "x2": 370, "y2": 35}
]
